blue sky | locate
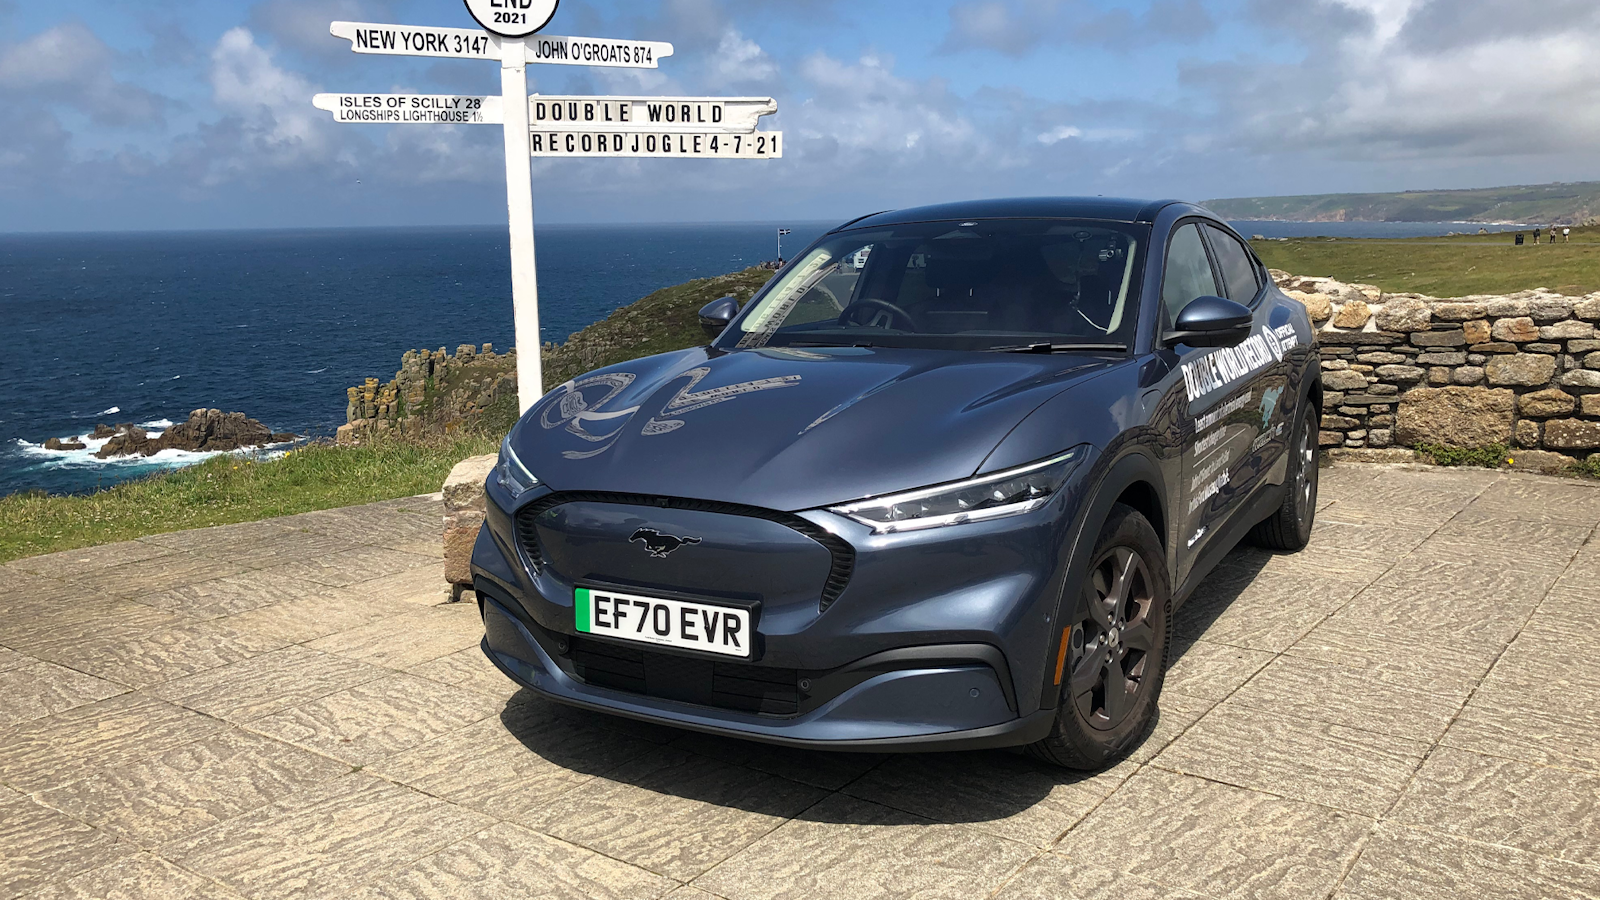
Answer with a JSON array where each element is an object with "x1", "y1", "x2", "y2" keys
[{"x1": 1, "y1": 0, "x2": 1596, "y2": 231}]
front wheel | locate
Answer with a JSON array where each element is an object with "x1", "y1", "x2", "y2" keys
[
  {"x1": 1028, "y1": 504, "x2": 1170, "y2": 770},
  {"x1": 1251, "y1": 401, "x2": 1319, "y2": 551}
]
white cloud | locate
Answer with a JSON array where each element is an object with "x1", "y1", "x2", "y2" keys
[
  {"x1": 1038, "y1": 125, "x2": 1082, "y2": 145},
  {"x1": 201, "y1": 27, "x2": 338, "y2": 183},
  {"x1": 712, "y1": 29, "x2": 778, "y2": 84},
  {"x1": 1202, "y1": 0, "x2": 1600, "y2": 159},
  {"x1": 941, "y1": 0, "x2": 1214, "y2": 57},
  {"x1": 0, "y1": 23, "x2": 169, "y2": 127}
]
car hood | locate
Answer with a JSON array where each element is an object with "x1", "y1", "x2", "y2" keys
[{"x1": 512, "y1": 345, "x2": 1119, "y2": 511}]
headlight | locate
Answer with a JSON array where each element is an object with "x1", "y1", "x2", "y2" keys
[
  {"x1": 496, "y1": 434, "x2": 539, "y2": 499},
  {"x1": 829, "y1": 448, "x2": 1084, "y2": 534}
]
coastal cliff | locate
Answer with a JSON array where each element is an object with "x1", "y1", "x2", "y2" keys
[{"x1": 337, "y1": 267, "x2": 776, "y2": 444}]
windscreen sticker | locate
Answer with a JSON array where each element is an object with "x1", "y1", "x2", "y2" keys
[
  {"x1": 736, "y1": 251, "x2": 835, "y2": 349},
  {"x1": 1182, "y1": 328, "x2": 1289, "y2": 403}
]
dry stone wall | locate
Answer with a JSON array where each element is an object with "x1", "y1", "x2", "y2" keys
[{"x1": 1275, "y1": 271, "x2": 1600, "y2": 471}]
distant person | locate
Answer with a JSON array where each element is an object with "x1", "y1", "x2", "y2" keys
[
  {"x1": 1534, "y1": 227, "x2": 1542, "y2": 243},
  {"x1": 1566, "y1": 228, "x2": 1573, "y2": 243}
]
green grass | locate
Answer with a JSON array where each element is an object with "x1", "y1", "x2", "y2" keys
[
  {"x1": 1252, "y1": 225, "x2": 1600, "y2": 297},
  {"x1": 1413, "y1": 443, "x2": 1512, "y2": 469},
  {"x1": 0, "y1": 434, "x2": 497, "y2": 564}
]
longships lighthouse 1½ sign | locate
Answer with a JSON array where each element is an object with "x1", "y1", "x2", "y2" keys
[{"x1": 314, "y1": 1, "x2": 782, "y2": 412}]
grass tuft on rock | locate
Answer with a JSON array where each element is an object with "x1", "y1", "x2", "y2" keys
[{"x1": 1413, "y1": 443, "x2": 1513, "y2": 469}]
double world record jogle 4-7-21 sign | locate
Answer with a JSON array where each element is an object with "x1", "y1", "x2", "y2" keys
[
  {"x1": 533, "y1": 131, "x2": 781, "y2": 158},
  {"x1": 314, "y1": 4, "x2": 782, "y2": 412}
]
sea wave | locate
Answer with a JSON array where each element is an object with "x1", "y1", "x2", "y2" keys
[
  {"x1": 100, "y1": 406, "x2": 121, "y2": 415},
  {"x1": 11, "y1": 429, "x2": 299, "y2": 475}
]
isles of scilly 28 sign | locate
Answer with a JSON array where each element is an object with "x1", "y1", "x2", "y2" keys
[{"x1": 463, "y1": 0, "x2": 558, "y2": 38}]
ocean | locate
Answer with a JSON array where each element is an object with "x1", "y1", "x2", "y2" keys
[{"x1": 0, "y1": 218, "x2": 1525, "y2": 497}]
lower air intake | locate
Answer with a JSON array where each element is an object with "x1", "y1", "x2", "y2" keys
[{"x1": 570, "y1": 636, "x2": 801, "y2": 716}]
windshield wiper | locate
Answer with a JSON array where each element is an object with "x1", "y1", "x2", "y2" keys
[
  {"x1": 786, "y1": 340, "x2": 880, "y2": 348},
  {"x1": 991, "y1": 342, "x2": 1127, "y2": 354}
]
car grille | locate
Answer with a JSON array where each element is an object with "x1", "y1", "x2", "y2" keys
[
  {"x1": 513, "y1": 492, "x2": 855, "y2": 612},
  {"x1": 570, "y1": 636, "x2": 801, "y2": 716}
]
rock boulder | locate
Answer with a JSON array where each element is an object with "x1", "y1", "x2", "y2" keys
[
  {"x1": 443, "y1": 454, "x2": 498, "y2": 598},
  {"x1": 1394, "y1": 387, "x2": 1515, "y2": 448},
  {"x1": 94, "y1": 410, "x2": 295, "y2": 459}
]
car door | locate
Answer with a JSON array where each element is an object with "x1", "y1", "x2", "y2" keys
[
  {"x1": 1201, "y1": 223, "x2": 1295, "y2": 500},
  {"x1": 1161, "y1": 220, "x2": 1270, "y2": 578}
]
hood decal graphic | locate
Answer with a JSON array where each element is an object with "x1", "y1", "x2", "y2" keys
[
  {"x1": 540, "y1": 367, "x2": 801, "y2": 458},
  {"x1": 540, "y1": 373, "x2": 642, "y2": 459},
  {"x1": 642, "y1": 366, "x2": 802, "y2": 436}
]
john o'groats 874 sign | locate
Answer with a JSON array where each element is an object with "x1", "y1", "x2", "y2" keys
[{"x1": 463, "y1": 0, "x2": 559, "y2": 38}]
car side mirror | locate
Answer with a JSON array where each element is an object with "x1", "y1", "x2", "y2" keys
[
  {"x1": 698, "y1": 296, "x2": 741, "y2": 340},
  {"x1": 1164, "y1": 296, "x2": 1253, "y2": 348}
]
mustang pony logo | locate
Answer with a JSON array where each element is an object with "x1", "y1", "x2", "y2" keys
[
  {"x1": 629, "y1": 528, "x2": 701, "y2": 559},
  {"x1": 541, "y1": 367, "x2": 801, "y2": 458}
]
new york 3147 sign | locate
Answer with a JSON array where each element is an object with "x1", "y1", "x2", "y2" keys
[{"x1": 463, "y1": 0, "x2": 558, "y2": 37}]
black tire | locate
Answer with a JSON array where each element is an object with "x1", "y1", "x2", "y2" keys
[
  {"x1": 1028, "y1": 504, "x2": 1170, "y2": 770},
  {"x1": 1251, "y1": 402, "x2": 1320, "y2": 552}
]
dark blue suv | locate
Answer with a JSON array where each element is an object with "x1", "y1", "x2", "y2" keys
[{"x1": 472, "y1": 197, "x2": 1321, "y2": 768}]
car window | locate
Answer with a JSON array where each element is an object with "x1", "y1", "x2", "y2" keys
[
  {"x1": 1161, "y1": 223, "x2": 1219, "y2": 327},
  {"x1": 726, "y1": 219, "x2": 1148, "y2": 351},
  {"x1": 1205, "y1": 225, "x2": 1262, "y2": 305}
]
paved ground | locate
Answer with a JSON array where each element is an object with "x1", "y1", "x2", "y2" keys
[{"x1": 2, "y1": 465, "x2": 1599, "y2": 900}]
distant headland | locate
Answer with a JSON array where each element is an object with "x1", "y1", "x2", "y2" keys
[{"x1": 1206, "y1": 182, "x2": 1600, "y2": 227}]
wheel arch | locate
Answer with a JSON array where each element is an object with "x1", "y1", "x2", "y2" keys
[{"x1": 1036, "y1": 446, "x2": 1171, "y2": 711}]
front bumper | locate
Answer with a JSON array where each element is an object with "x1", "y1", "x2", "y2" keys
[
  {"x1": 478, "y1": 591, "x2": 1054, "y2": 750},
  {"x1": 470, "y1": 460, "x2": 1093, "y2": 751}
]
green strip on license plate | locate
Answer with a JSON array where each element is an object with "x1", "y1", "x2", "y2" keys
[{"x1": 575, "y1": 587, "x2": 591, "y2": 632}]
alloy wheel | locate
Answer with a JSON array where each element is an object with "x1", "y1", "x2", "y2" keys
[
  {"x1": 1298, "y1": 413, "x2": 1319, "y2": 526},
  {"x1": 1067, "y1": 546, "x2": 1158, "y2": 731}
]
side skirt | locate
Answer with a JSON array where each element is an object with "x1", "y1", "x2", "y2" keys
[{"x1": 1172, "y1": 482, "x2": 1286, "y2": 609}]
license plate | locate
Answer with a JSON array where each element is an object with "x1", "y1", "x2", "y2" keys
[{"x1": 575, "y1": 587, "x2": 753, "y2": 658}]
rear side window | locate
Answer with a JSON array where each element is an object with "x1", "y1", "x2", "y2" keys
[
  {"x1": 1205, "y1": 225, "x2": 1262, "y2": 304},
  {"x1": 1162, "y1": 223, "x2": 1219, "y2": 325}
]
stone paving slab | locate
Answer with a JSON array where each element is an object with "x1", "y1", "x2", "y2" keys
[{"x1": 1, "y1": 469, "x2": 1599, "y2": 899}]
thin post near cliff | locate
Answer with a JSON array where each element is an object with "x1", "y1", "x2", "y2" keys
[{"x1": 312, "y1": 2, "x2": 781, "y2": 415}]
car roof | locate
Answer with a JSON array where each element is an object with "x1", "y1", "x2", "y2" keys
[{"x1": 832, "y1": 197, "x2": 1197, "y2": 232}]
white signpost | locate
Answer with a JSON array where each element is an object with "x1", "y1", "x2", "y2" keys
[{"x1": 317, "y1": 4, "x2": 781, "y2": 412}]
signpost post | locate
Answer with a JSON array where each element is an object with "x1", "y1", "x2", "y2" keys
[{"x1": 315, "y1": 2, "x2": 779, "y2": 413}]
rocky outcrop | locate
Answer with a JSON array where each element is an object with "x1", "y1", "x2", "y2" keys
[
  {"x1": 43, "y1": 438, "x2": 87, "y2": 452},
  {"x1": 1277, "y1": 271, "x2": 1600, "y2": 468},
  {"x1": 94, "y1": 409, "x2": 295, "y2": 459},
  {"x1": 339, "y1": 344, "x2": 517, "y2": 445}
]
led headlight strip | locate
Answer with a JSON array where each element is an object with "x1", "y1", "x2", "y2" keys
[
  {"x1": 496, "y1": 433, "x2": 540, "y2": 498},
  {"x1": 829, "y1": 448, "x2": 1084, "y2": 534}
]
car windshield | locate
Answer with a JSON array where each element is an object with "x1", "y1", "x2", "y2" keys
[{"x1": 723, "y1": 218, "x2": 1147, "y2": 352}]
